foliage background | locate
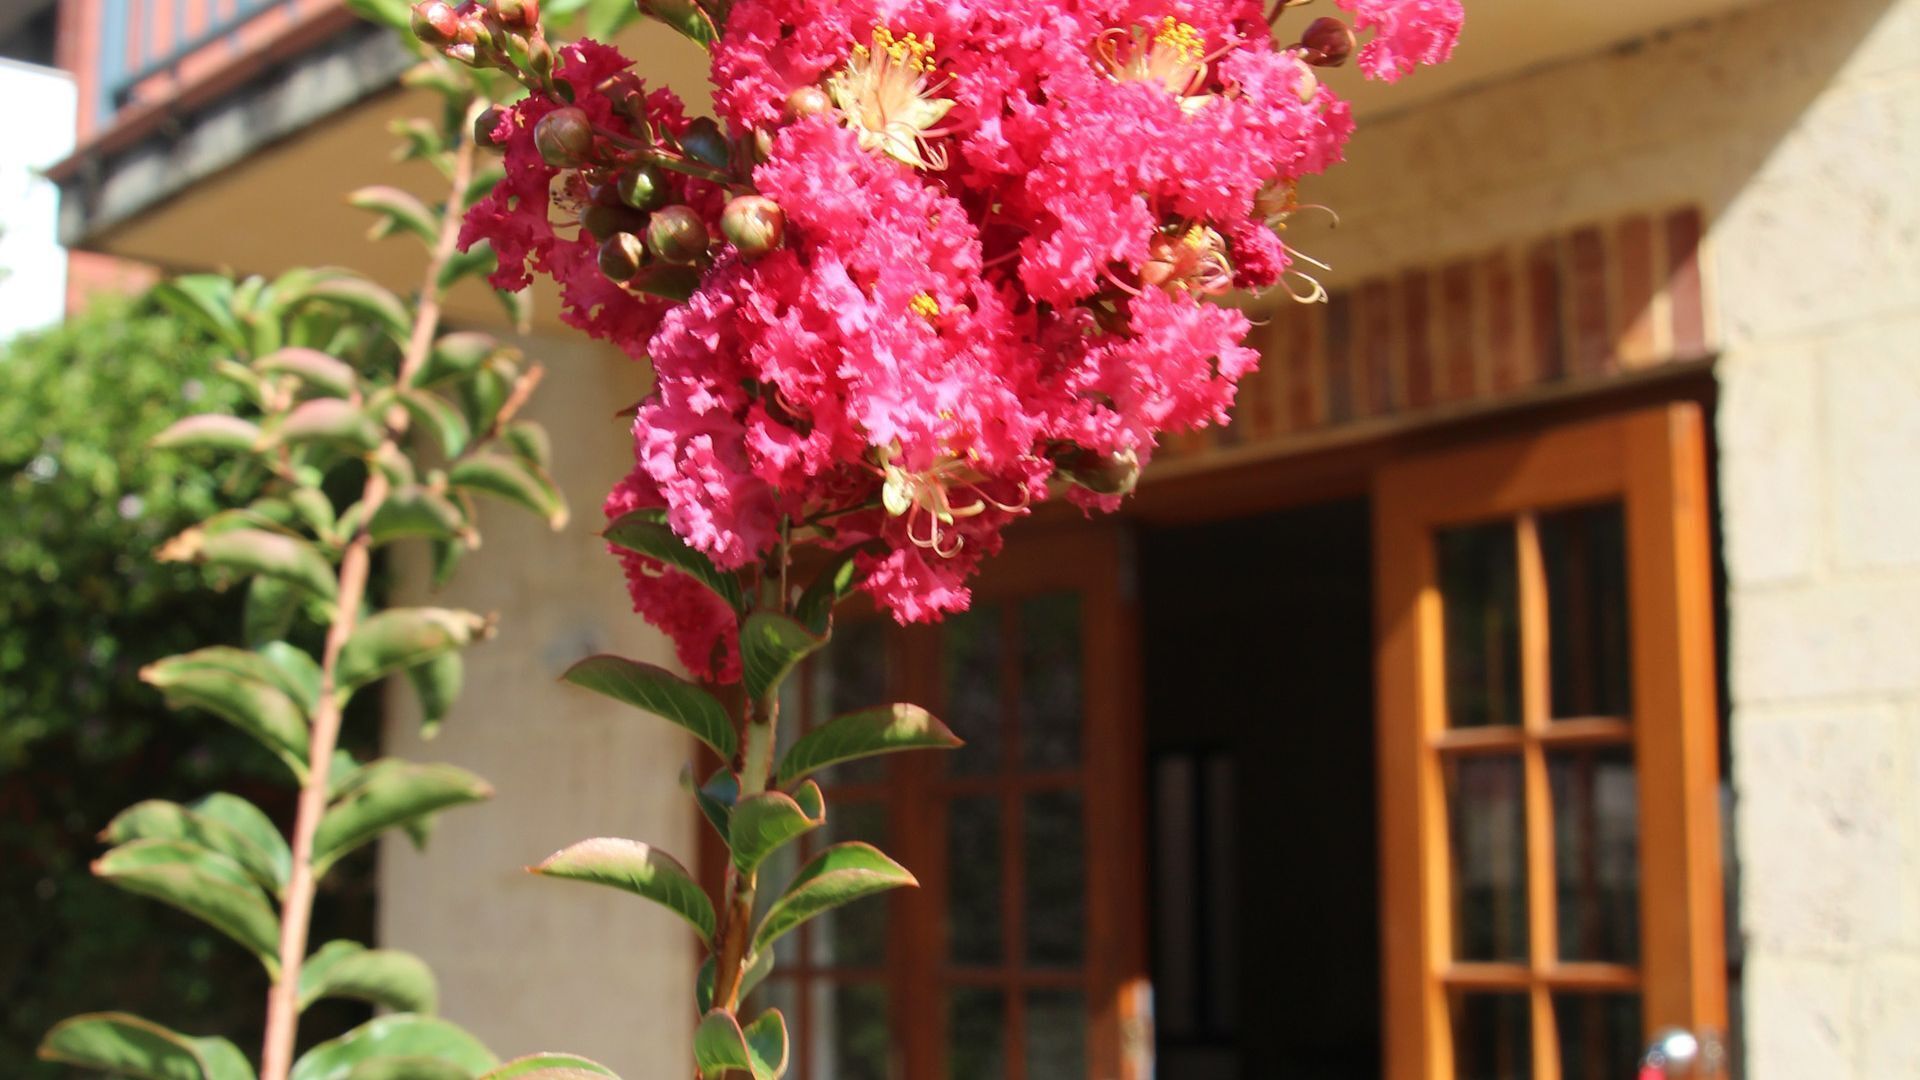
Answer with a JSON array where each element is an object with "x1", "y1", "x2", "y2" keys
[{"x1": 0, "y1": 295, "x2": 375, "y2": 1075}]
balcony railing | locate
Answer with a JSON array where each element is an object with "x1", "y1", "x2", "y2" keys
[{"x1": 71, "y1": 0, "x2": 348, "y2": 140}]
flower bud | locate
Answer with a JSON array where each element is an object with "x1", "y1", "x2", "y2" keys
[
  {"x1": 472, "y1": 105, "x2": 508, "y2": 150},
  {"x1": 721, "y1": 195, "x2": 786, "y2": 258},
  {"x1": 598, "y1": 231, "x2": 649, "y2": 282},
  {"x1": 410, "y1": 0, "x2": 460, "y2": 45},
  {"x1": 646, "y1": 205, "x2": 710, "y2": 265},
  {"x1": 579, "y1": 203, "x2": 648, "y2": 241},
  {"x1": 1298, "y1": 17, "x2": 1356, "y2": 67},
  {"x1": 596, "y1": 71, "x2": 647, "y2": 120},
  {"x1": 533, "y1": 106, "x2": 593, "y2": 168},
  {"x1": 489, "y1": 0, "x2": 538, "y2": 28},
  {"x1": 784, "y1": 86, "x2": 831, "y2": 121},
  {"x1": 617, "y1": 163, "x2": 667, "y2": 211},
  {"x1": 1056, "y1": 446, "x2": 1141, "y2": 498},
  {"x1": 679, "y1": 117, "x2": 731, "y2": 171}
]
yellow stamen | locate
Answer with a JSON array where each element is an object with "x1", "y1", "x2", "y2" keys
[
  {"x1": 910, "y1": 292, "x2": 942, "y2": 319},
  {"x1": 830, "y1": 26, "x2": 957, "y2": 171}
]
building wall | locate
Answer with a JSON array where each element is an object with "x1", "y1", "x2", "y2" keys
[
  {"x1": 1296, "y1": 0, "x2": 1919, "y2": 1075},
  {"x1": 377, "y1": 332, "x2": 698, "y2": 1074}
]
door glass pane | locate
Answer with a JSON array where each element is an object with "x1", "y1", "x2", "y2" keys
[
  {"x1": 1452, "y1": 992, "x2": 1531, "y2": 1080},
  {"x1": 1026, "y1": 990, "x2": 1088, "y2": 1076},
  {"x1": 815, "y1": 619, "x2": 891, "y2": 785},
  {"x1": 813, "y1": 981, "x2": 891, "y2": 1080},
  {"x1": 1555, "y1": 992, "x2": 1641, "y2": 1080},
  {"x1": 813, "y1": 798, "x2": 890, "y2": 969},
  {"x1": 1437, "y1": 522, "x2": 1522, "y2": 728},
  {"x1": 944, "y1": 604, "x2": 1004, "y2": 774},
  {"x1": 947, "y1": 987, "x2": 1007, "y2": 1080},
  {"x1": 755, "y1": 831, "x2": 806, "y2": 967},
  {"x1": 1020, "y1": 592, "x2": 1083, "y2": 769},
  {"x1": 1025, "y1": 789, "x2": 1085, "y2": 967},
  {"x1": 1540, "y1": 504, "x2": 1633, "y2": 719},
  {"x1": 1446, "y1": 755, "x2": 1528, "y2": 961},
  {"x1": 948, "y1": 795, "x2": 1002, "y2": 965},
  {"x1": 1550, "y1": 747, "x2": 1641, "y2": 964}
]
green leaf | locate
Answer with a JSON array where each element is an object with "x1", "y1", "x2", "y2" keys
[
  {"x1": 397, "y1": 390, "x2": 472, "y2": 458},
  {"x1": 560, "y1": 655, "x2": 736, "y2": 760},
  {"x1": 349, "y1": 185, "x2": 439, "y2": 245},
  {"x1": 406, "y1": 650, "x2": 464, "y2": 739},
  {"x1": 255, "y1": 347, "x2": 360, "y2": 397},
  {"x1": 416, "y1": 332, "x2": 506, "y2": 388},
  {"x1": 501, "y1": 420, "x2": 551, "y2": 470},
  {"x1": 740, "y1": 612, "x2": 823, "y2": 703},
  {"x1": 94, "y1": 840, "x2": 281, "y2": 976},
  {"x1": 298, "y1": 940, "x2": 438, "y2": 1015},
  {"x1": 742, "y1": 1010, "x2": 790, "y2": 1080},
  {"x1": 341, "y1": 0, "x2": 411, "y2": 32},
  {"x1": 695, "y1": 948, "x2": 773, "y2": 1013},
  {"x1": 290, "y1": 275, "x2": 412, "y2": 342},
  {"x1": 162, "y1": 525, "x2": 338, "y2": 601},
  {"x1": 290, "y1": 1015, "x2": 496, "y2": 1080},
  {"x1": 775, "y1": 704, "x2": 961, "y2": 787},
  {"x1": 794, "y1": 549, "x2": 866, "y2": 635},
  {"x1": 289, "y1": 487, "x2": 338, "y2": 540},
  {"x1": 39, "y1": 1013, "x2": 255, "y2": 1080},
  {"x1": 752, "y1": 842, "x2": 915, "y2": 955},
  {"x1": 531, "y1": 838, "x2": 714, "y2": 944},
  {"x1": 336, "y1": 607, "x2": 491, "y2": 697},
  {"x1": 313, "y1": 760, "x2": 493, "y2": 878},
  {"x1": 151, "y1": 414, "x2": 262, "y2": 454},
  {"x1": 729, "y1": 781, "x2": 824, "y2": 876},
  {"x1": 244, "y1": 575, "x2": 301, "y2": 647},
  {"x1": 339, "y1": 1061, "x2": 470, "y2": 1080},
  {"x1": 141, "y1": 649, "x2": 310, "y2": 776},
  {"x1": 480, "y1": 1053, "x2": 622, "y2": 1079},
  {"x1": 270, "y1": 399, "x2": 383, "y2": 454},
  {"x1": 259, "y1": 641, "x2": 323, "y2": 714},
  {"x1": 102, "y1": 795, "x2": 289, "y2": 893},
  {"x1": 637, "y1": 0, "x2": 717, "y2": 48},
  {"x1": 447, "y1": 453, "x2": 569, "y2": 529},
  {"x1": 437, "y1": 245, "x2": 497, "y2": 291},
  {"x1": 602, "y1": 513, "x2": 743, "y2": 612},
  {"x1": 679, "y1": 764, "x2": 738, "y2": 843},
  {"x1": 151, "y1": 275, "x2": 246, "y2": 356},
  {"x1": 369, "y1": 485, "x2": 471, "y2": 546},
  {"x1": 693, "y1": 1008, "x2": 786, "y2": 1080}
]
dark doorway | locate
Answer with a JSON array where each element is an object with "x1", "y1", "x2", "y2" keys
[{"x1": 1141, "y1": 498, "x2": 1381, "y2": 1079}]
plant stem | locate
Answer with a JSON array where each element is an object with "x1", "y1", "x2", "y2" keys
[{"x1": 256, "y1": 99, "x2": 483, "y2": 1080}]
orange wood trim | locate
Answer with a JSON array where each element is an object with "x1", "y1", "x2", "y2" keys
[
  {"x1": 1538, "y1": 963, "x2": 1642, "y2": 992},
  {"x1": 1517, "y1": 513, "x2": 1564, "y2": 1080},
  {"x1": 1623, "y1": 403, "x2": 1728, "y2": 1035},
  {"x1": 1536, "y1": 717, "x2": 1635, "y2": 748},
  {"x1": 1440, "y1": 963, "x2": 1532, "y2": 991},
  {"x1": 1433, "y1": 727, "x2": 1527, "y2": 754}
]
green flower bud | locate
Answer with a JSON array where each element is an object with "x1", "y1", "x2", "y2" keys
[
  {"x1": 1056, "y1": 446, "x2": 1141, "y2": 498},
  {"x1": 410, "y1": 0, "x2": 460, "y2": 46},
  {"x1": 473, "y1": 105, "x2": 508, "y2": 150},
  {"x1": 784, "y1": 86, "x2": 831, "y2": 121},
  {"x1": 489, "y1": 0, "x2": 539, "y2": 29},
  {"x1": 533, "y1": 106, "x2": 593, "y2": 168},
  {"x1": 679, "y1": 117, "x2": 731, "y2": 171},
  {"x1": 599, "y1": 232, "x2": 649, "y2": 282},
  {"x1": 579, "y1": 203, "x2": 648, "y2": 241},
  {"x1": 646, "y1": 205, "x2": 710, "y2": 265},
  {"x1": 1298, "y1": 17, "x2": 1356, "y2": 67},
  {"x1": 617, "y1": 163, "x2": 667, "y2": 211},
  {"x1": 720, "y1": 195, "x2": 786, "y2": 258}
]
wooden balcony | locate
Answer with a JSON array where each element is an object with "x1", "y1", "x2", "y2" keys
[{"x1": 59, "y1": 0, "x2": 357, "y2": 146}]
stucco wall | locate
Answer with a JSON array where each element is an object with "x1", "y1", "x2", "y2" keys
[
  {"x1": 377, "y1": 333, "x2": 697, "y2": 1074},
  {"x1": 1302, "y1": 0, "x2": 1919, "y2": 1075}
]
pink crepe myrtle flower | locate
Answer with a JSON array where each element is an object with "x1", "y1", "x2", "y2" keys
[{"x1": 459, "y1": 0, "x2": 1461, "y2": 669}]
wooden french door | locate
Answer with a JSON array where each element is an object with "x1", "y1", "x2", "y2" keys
[
  {"x1": 1373, "y1": 403, "x2": 1727, "y2": 1080},
  {"x1": 753, "y1": 524, "x2": 1148, "y2": 1080}
]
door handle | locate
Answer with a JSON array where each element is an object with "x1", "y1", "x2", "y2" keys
[{"x1": 1638, "y1": 1027, "x2": 1729, "y2": 1079}]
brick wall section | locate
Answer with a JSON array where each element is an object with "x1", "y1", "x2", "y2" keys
[{"x1": 1159, "y1": 207, "x2": 1711, "y2": 464}]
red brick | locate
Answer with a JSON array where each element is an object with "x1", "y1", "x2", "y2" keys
[{"x1": 1666, "y1": 207, "x2": 1708, "y2": 359}]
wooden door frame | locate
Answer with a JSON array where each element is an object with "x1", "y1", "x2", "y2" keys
[{"x1": 1372, "y1": 402, "x2": 1727, "y2": 1079}]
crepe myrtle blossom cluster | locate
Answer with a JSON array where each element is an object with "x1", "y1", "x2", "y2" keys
[{"x1": 415, "y1": 0, "x2": 1460, "y2": 678}]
